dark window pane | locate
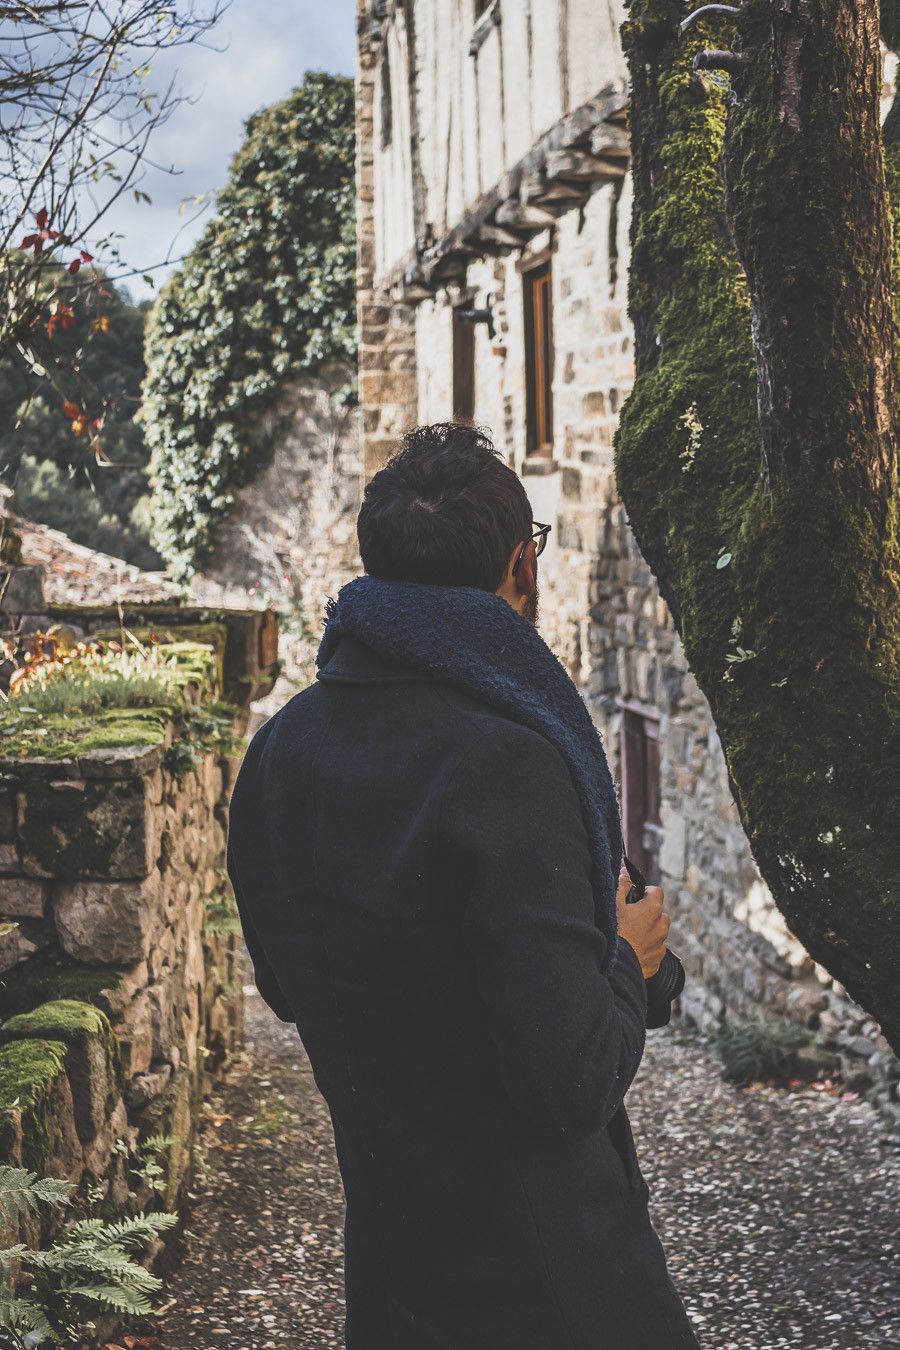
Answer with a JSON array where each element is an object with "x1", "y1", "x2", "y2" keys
[
  {"x1": 452, "y1": 304, "x2": 476, "y2": 422},
  {"x1": 379, "y1": 48, "x2": 392, "y2": 150},
  {"x1": 523, "y1": 261, "x2": 554, "y2": 454},
  {"x1": 620, "y1": 707, "x2": 662, "y2": 881}
]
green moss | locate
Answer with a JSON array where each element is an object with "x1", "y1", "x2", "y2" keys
[
  {"x1": 0, "y1": 1037, "x2": 68, "y2": 1169},
  {"x1": 620, "y1": 0, "x2": 900, "y2": 1042},
  {"x1": 0, "y1": 1037, "x2": 67, "y2": 1110},
  {"x1": 0, "y1": 951, "x2": 124, "y2": 1020},
  {"x1": 2, "y1": 998, "x2": 113, "y2": 1049},
  {"x1": 1, "y1": 999, "x2": 120, "y2": 1115},
  {"x1": 0, "y1": 706, "x2": 170, "y2": 760},
  {"x1": 617, "y1": 8, "x2": 758, "y2": 694}
]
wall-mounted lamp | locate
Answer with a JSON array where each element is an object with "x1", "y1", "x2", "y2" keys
[{"x1": 456, "y1": 295, "x2": 496, "y2": 341}]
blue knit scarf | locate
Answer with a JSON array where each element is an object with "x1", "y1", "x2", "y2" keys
[{"x1": 317, "y1": 575, "x2": 625, "y2": 968}]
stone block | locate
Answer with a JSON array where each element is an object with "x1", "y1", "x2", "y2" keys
[
  {"x1": 0, "y1": 876, "x2": 48, "y2": 918},
  {"x1": 0, "y1": 1036, "x2": 82, "y2": 1179},
  {"x1": 125, "y1": 1062, "x2": 173, "y2": 1109},
  {"x1": 0, "y1": 793, "x2": 14, "y2": 841},
  {"x1": 115, "y1": 990, "x2": 154, "y2": 1078},
  {"x1": 0, "y1": 920, "x2": 48, "y2": 973},
  {"x1": 82, "y1": 1096, "x2": 129, "y2": 1179},
  {"x1": 0, "y1": 565, "x2": 45, "y2": 614},
  {"x1": 0, "y1": 999, "x2": 120, "y2": 1144},
  {"x1": 77, "y1": 744, "x2": 165, "y2": 779},
  {"x1": 148, "y1": 976, "x2": 179, "y2": 1062},
  {"x1": 18, "y1": 776, "x2": 153, "y2": 880},
  {"x1": 54, "y1": 873, "x2": 161, "y2": 965}
]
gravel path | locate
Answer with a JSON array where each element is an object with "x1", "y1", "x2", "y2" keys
[{"x1": 147, "y1": 954, "x2": 900, "y2": 1349}]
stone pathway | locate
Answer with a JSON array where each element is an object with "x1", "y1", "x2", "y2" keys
[{"x1": 145, "y1": 952, "x2": 900, "y2": 1349}]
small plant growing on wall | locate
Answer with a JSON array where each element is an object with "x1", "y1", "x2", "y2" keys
[
  {"x1": 713, "y1": 1017, "x2": 814, "y2": 1088},
  {"x1": 0, "y1": 1165, "x2": 176, "y2": 1347}
]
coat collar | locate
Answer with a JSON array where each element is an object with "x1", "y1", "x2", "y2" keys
[{"x1": 316, "y1": 634, "x2": 431, "y2": 686}]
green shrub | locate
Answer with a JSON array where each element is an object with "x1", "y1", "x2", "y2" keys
[{"x1": 713, "y1": 1017, "x2": 812, "y2": 1087}]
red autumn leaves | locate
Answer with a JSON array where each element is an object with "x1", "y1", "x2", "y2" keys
[
  {"x1": 47, "y1": 302, "x2": 76, "y2": 339},
  {"x1": 62, "y1": 401, "x2": 104, "y2": 461},
  {"x1": 20, "y1": 206, "x2": 59, "y2": 256},
  {"x1": 21, "y1": 207, "x2": 109, "y2": 455},
  {"x1": 20, "y1": 206, "x2": 93, "y2": 271}
]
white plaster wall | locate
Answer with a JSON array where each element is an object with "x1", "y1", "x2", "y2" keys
[
  {"x1": 374, "y1": 16, "x2": 417, "y2": 273},
  {"x1": 567, "y1": 0, "x2": 629, "y2": 106},
  {"x1": 373, "y1": 0, "x2": 632, "y2": 278},
  {"x1": 529, "y1": 0, "x2": 564, "y2": 137}
]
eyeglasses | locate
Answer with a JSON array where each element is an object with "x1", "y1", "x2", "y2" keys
[{"x1": 511, "y1": 521, "x2": 551, "y2": 577}]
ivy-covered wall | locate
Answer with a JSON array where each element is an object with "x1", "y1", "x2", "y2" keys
[{"x1": 143, "y1": 72, "x2": 357, "y2": 585}]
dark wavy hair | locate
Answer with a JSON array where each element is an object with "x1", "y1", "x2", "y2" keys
[{"x1": 357, "y1": 423, "x2": 533, "y2": 591}]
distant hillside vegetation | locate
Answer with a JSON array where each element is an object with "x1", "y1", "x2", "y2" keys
[{"x1": 0, "y1": 274, "x2": 160, "y2": 570}]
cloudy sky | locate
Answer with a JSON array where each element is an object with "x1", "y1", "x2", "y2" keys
[{"x1": 105, "y1": 0, "x2": 355, "y2": 301}]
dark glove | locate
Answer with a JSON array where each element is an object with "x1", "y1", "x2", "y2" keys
[{"x1": 622, "y1": 853, "x2": 686, "y2": 1030}]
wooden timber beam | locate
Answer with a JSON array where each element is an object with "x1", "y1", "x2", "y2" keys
[{"x1": 379, "y1": 84, "x2": 631, "y2": 305}]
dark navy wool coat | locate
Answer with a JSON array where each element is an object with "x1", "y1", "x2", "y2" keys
[{"x1": 227, "y1": 635, "x2": 700, "y2": 1349}]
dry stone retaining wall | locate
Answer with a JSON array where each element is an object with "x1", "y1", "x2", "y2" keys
[
  {"x1": 0, "y1": 595, "x2": 279, "y2": 1243},
  {"x1": 0, "y1": 737, "x2": 242, "y2": 1214}
]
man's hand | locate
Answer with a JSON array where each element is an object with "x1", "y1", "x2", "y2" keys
[{"x1": 616, "y1": 867, "x2": 670, "y2": 978}]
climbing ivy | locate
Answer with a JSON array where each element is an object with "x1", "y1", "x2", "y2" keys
[{"x1": 143, "y1": 72, "x2": 357, "y2": 582}]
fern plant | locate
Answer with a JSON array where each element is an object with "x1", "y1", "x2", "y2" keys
[
  {"x1": 0, "y1": 1166, "x2": 176, "y2": 1348},
  {"x1": 0, "y1": 1172, "x2": 72, "y2": 1230},
  {"x1": 129, "y1": 1135, "x2": 179, "y2": 1199}
]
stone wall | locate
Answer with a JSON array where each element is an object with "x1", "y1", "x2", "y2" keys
[
  {"x1": 0, "y1": 600, "x2": 279, "y2": 1238},
  {"x1": 0, "y1": 740, "x2": 241, "y2": 1214},
  {"x1": 357, "y1": 0, "x2": 419, "y2": 480},
  {"x1": 192, "y1": 365, "x2": 363, "y2": 696}
]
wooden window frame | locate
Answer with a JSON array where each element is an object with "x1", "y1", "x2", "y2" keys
[
  {"x1": 522, "y1": 256, "x2": 555, "y2": 456},
  {"x1": 452, "y1": 300, "x2": 476, "y2": 423},
  {"x1": 619, "y1": 703, "x2": 663, "y2": 882}
]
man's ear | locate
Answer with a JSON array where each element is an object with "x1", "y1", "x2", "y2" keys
[
  {"x1": 497, "y1": 540, "x2": 535, "y2": 613},
  {"x1": 513, "y1": 540, "x2": 537, "y2": 597}
]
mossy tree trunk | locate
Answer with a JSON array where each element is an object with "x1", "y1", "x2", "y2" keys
[{"x1": 618, "y1": 0, "x2": 900, "y2": 1047}]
